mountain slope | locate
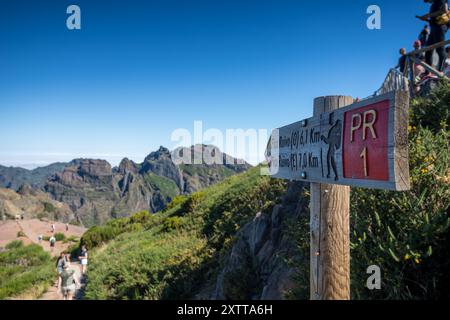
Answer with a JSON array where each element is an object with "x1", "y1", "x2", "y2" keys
[
  {"x1": 82, "y1": 166, "x2": 293, "y2": 300},
  {"x1": 0, "y1": 163, "x2": 69, "y2": 190},
  {"x1": 0, "y1": 187, "x2": 74, "y2": 223}
]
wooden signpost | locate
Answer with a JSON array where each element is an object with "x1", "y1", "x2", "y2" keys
[{"x1": 265, "y1": 91, "x2": 410, "y2": 300}]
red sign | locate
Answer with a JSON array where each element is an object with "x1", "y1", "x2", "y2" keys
[{"x1": 342, "y1": 100, "x2": 389, "y2": 181}]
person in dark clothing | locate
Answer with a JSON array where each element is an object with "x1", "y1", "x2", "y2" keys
[
  {"x1": 396, "y1": 48, "x2": 408, "y2": 74},
  {"x1": 417, "y1": 0, "x2": 449, "y2": 71},
  {"x1": 419, "y1": 25, "x2": 430, "y2": 46}
]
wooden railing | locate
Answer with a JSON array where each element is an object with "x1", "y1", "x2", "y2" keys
[{"x1": 403, "y1": 39, "x2": 450, "y2": 96}]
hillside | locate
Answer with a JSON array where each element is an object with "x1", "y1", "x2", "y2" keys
[
  {"x1": 82, "y1": 166, "x2": 292, "y2": 299},
  {"x1": 0, "y1": 187, "x2": 74, "y2": 223},
  {"x1": 81, "y1": 82, "x2": 449, "y2": 300},
  {"x1": 0, "y1": 163, "x2": 69, "y2": 191}
]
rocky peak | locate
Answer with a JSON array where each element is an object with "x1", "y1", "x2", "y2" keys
[
  {"x1": 144, "y1": 146, "x2": 171, "y2": 162},
  {"x1": 70, "y1": 159, "x2": 112, "y2": 177},
  {"x1": 117, "y1": 158, "x2": 138, "y2": 175}
]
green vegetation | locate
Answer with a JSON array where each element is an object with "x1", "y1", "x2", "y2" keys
[
  {"x1": 287, "y1": 82, "x2": 450, "y2": 300},
  {"x1": 54, "y1": 232, "x2": 66, "y2": 242},
  {"x1": 83, "y1": 167, "x2": 286, "y2": 299},
  {"x1": 349, "y1": 82, "x2": 450, "y2": 299},
  {"x1": 143, "y1": 173, "x2": 179, "y2": 199},
  {"x1": 83, "y1": 82, "x2": 449, "y2": 300},
  {"x1": 0, "y1": 240, "x2": 54, "y2": 299},
  {"x1": 80, "y1": 211, "x2": 161, "y2": 249},
  {"x1": 42, "y1": 201, "x2": 56, "y2": 213},
  {"x1": 180, "y1": 164, "x2": 236, "y2": 179}
]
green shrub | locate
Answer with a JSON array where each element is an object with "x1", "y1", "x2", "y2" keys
[
  {"x1": 6, "y1": 240, "x2": 24, "y2": 250},
  {"x1": 182, "y1": 192, "x2": 205, "y2": 213},
  {"x1": 81, "y1": 225, "x2": 120, "y2": 249},
  {"x1": 17, "y1": 231, "x2": 26, "y2": 238},
  {"x1": 165, "y1": 195, "x2": 188, "y2": 211},
  {"x1": 129, "y1": 211, "x2": 151, "y2": 224},
  {"x1": 163, "y1": 217, "x2": 184, "y2": 232},
  {"x1": 54, "y1": 233, "x2": 66, "y2": 242},
  {"x1": 42, "y1": 202, "x2": 55, "y2": 213},
  {"x1": 411, "y1": 81, "x2": 449, "y2": 132},
  {"x1": 0, "y1": 242, "x2": 54, "y2": 299},
  {"x1": 36, "y1": 212, "x2": 48, "y2": 221},
  {"x1": 63, "y1": 235, "x2": 79, "y2": 244}
]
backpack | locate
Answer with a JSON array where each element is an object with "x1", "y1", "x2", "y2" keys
[{"x1": 436, "y1": 12, "x2": 450, "y2": 25}]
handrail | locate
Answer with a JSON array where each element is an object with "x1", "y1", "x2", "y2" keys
[{"x1": 406, "y1": 39, "x2": 450, "y2": 57}]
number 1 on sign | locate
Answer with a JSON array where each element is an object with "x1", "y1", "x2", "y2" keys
[{"x1": 360, "y1": 147, "x2": 368, "y2": 177}]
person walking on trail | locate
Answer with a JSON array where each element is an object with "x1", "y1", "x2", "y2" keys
[
  {"x1": 65, "y1": 223, "x2": 69, "y2": 232},
  {"x1": 49, "y1": 235, "x2": 56, "y2": 253},
  {"x1": 417, "y1": 0, "x2": 449, "y2": 72},
  {"x1": 56, "y1": 252, "x2": 70, "y2": 275},
  {"x1": 57, "y1": 262, "x2": 80, "y2": 300},
  {"x1": 396, "y1": 48, "x2": 408, "y2": 74},
  {"x1": 419, "y1": 24, "x2": 431, "y2": 46},
  {"x1": 78, "y1": 246, "x2": 88, "y2": 275},
  {"x1": 38, "y1": 234, "x2": 43, "y2": 244},
  {"x1": 51, "y1": 222, "x2": 56, "y2": 234}
]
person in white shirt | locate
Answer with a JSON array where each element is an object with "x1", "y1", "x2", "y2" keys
[{"x1": 444, "y1": 46, "x2": 450, "y2": 76}]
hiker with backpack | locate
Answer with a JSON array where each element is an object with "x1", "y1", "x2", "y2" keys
[
  {"x1": 49, "y1": 235, "x2": 56, "y2": 253},
  {"x1": 57, "y1": 261, "x2": 80, "y2": 300},
  {"x1": 417, "y1": 0, "x2": 449, "y2": 72}
]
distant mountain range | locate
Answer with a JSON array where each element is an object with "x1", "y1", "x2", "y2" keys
[
  {"x1": 0, "y1": 162, "x2": 69, "y2": 190},
  {"x1": 0, "y1": 145, "x2": 251, "y2": 226}
]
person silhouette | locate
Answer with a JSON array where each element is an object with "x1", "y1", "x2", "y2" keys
[{"x1": 321, "y1": 113, "x2": 342, "y2": 181}]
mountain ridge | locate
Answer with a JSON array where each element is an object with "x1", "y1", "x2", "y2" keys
[{"x1": 1, "y1": 145, "x2": 252, "y2": 227}]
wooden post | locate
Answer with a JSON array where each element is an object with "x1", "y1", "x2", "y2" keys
[{"x1": 310, "y1": 96, "x2": 353, "y2": 300}]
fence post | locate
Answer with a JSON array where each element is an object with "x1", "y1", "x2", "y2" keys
[{"x1": 310, "y1": 96, "x2": 353, "y2": 300}]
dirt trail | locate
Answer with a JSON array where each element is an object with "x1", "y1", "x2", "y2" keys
[
  {"x1": 39, "y1": 261, "x2": 86, "y2": 300},
  {"x1": 18, "y1": 219, "x2": 86, "y2": 257}
]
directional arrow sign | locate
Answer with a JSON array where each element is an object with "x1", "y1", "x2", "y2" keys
[{"x1": 265, "y1": 91, "x2": 410, "y2": 191}]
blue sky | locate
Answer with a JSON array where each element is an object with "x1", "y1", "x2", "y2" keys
[{"x1": 0, "y1": 0, "x2": 435, "y2": 167}]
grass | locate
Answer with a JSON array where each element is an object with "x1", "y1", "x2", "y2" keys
[
  {"x1": 83, "y1": 166, "x2": 286, "y2": 300},
  {"x1": 143, "y1": 173, "x2": 179, "y2": 199},
  {"x1": 0, "y1": 240, "x2": 55, "y2": 299},
  {"x1": 83, "y1": 83, "x2": 450, "y2": 301}
]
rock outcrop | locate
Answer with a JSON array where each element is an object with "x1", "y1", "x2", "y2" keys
[
  {"x1": 209, "y1": 181, "x2": 308, "y2": 300},
  {"x1": 0, "y1": 187, "x2": 74, "y2": 222}
]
